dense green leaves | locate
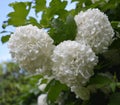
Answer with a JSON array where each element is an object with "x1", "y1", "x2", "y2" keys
[
  {"x1": 40, "y1": 0, "x2": 68, "y2": 27},
  {"x1": 0, "y1": 62, "x2": 41, "y2": 105},
  {"x1": 49, "y1": 14, "x2": 77, "y2": 45}
]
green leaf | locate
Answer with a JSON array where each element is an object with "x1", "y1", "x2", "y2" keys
[
  {"x1": 89, "y1": 73, "x2": 112, "y2": 88},
  {"x1": 49, "y1": 18, "x2": 67, "y2": 44},
  {"x1": 49, "y1": 0, "x2": 67, "y2": 11},
  {"x1": 27, "y1": 17, "x2": 41, "y2": 28},
  {"x1": 49, "y1": 0, "x2": 68, "y2": 18},
  {"x1": 102, "y1": 0, "x2": 119, "y2": 11},
  {"x1": 8, "y1": 2, "x2": 31, "y2": 26},
  {"x1": 26, "y1": 73, "x2": 43, "y2": 80},
  {"x1": 2, "y1": 22, "x2": 8, "y2": 29},
  {"x1": 40, "y1": 0, "x2": 68, "y2": 27},
  {"x1": 1, "y1": 35, "x2": 10, "y2": 43},
  {"x1": 65, "y1": 14, "x2": 77, "y2": 40},
  {"x1": 111, "y1": 21, "x2": 120, "y2": 29},
  {"x1": 108, "y1": 92, "x2": 120, "y2": 105},
  {"x1": 73, "y1": 0, "x2": 87, "y2": 13},
  {"x1": 110, "y1": 82, "x2": 116, "y2": 92},
  {"x1": 49, "y1": 14, "x2": 77, "y2": 45},
  {"x1": 40, "y1": 12, "x2": 51, "y2": 27},
  {"x1": 0, "y1": 31, "x2": 8, "y2": 34},
  {"x1": 45, "y1": 79, "x2": 68, "y2": 103},
  {"x1": 33, "y1": 0, "x2": 46, "y2": 13}
]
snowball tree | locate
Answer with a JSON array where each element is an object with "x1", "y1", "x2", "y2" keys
[{"x1": 1, "y1": 0, "x2": 120, "y2": 105}]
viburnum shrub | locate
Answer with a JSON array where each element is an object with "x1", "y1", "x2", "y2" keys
[{"x1": 1, "y1": 0, "x2": 120, "y2": 105}]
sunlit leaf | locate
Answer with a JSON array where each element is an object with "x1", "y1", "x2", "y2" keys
[
  {"x1": 48, "y1": 0, "x2": 68, "y2": 17},
  {"x1": 27, "y1": 17, "x2": 41, "y2": 28},
  {"x1": 33, "y1": 0, "x2": 46, "y2": 13},
  {"x1": 40, "y1": 12, "x2": 51, "y2": 27},
  {"x1": 40, "y1": 0, "x2": 68, "y2": 27},
  {"x1": 8, "y1": 2, "x2": 31, "y2": 26}
]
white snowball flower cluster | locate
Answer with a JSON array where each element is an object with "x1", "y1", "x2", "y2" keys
[
  {"x1": 51, "y1": 40, "x2": 98, "y2": 99},
  {"x1": 8, "y1": 25, "x2": 54, "y2": 75},
  {"x1": 37, "y1": 94, "x2": 48, "y2": 105},
  {"x1": 74, "y1": 8, "x2": 114, "y2": 54}
]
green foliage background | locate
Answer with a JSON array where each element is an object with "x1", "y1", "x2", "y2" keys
[
  {"x1": 0, "y1": 0, "x2": 120, "y2": 105},
  {"x1": 0, "y1": 62, "x2": 41, "y2": 105}
]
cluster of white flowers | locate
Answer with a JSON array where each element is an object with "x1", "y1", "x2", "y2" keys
[
  {"x1": 51, "y1": 40, "x2": 98, "y2": 99},
  {"x1": 74, "y1": 8, "x2": 114, "y2": 53},
  {"x1": 37, "y1": 94, "x2": 48, "y2": 105},
  {"x1": 8, "y1": 8, "x2": 114, "y2": 101},
  {"x1": 8, "y1": 25, "x2": 54, "y2": 75}
]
